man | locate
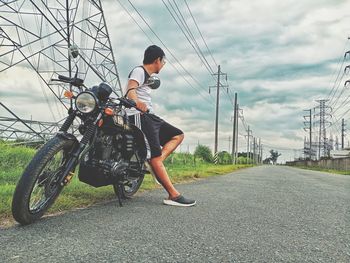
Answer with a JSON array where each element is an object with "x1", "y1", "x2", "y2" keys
[{"x1": 125, "y1": 45, "x2": 196, "y2": 207}]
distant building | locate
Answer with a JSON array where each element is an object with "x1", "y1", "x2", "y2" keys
[{"x1": 330, "y1": 149, "x2": 350, "y2": 159}]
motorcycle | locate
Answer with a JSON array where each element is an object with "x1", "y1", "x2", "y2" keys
[{"x1": 11, "y1": 67, "x2": 160, "y2": 225}]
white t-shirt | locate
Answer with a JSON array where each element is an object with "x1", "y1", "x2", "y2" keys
[{"x1": 125, "y1": 66, "x2": 154, "y2": 116}]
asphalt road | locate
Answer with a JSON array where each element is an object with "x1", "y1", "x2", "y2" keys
[{"x1": 1, "y1": 165, "x2": 350, "y2": 262}]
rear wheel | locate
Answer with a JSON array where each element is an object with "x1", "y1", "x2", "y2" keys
[
  {"x1": 113, "y1": 174, "x2": 144, "y2": 199},
  {"x1": 12, "y1": 136, "x2": 76, "y2": 225}
]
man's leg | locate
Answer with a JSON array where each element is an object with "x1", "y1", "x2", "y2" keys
[
  {"x1": 149, "y1": 156, "x2": 180, "y2": 199},
  {"x1": 160, "y1": 134, "x2": 184, "y2": 161},
  {"x1": 149, "y1": 134, "x2": 184, "y2": 199}
]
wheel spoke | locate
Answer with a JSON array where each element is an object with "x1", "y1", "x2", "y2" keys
[
  {"x1": 124, "y1": 178, "x2": 139, "y2": 193},
  {"x1": 29, "y1": 187, "x2": 45, "y2": 210},
  {"x1": 29, "y1": 149, "x2": 66, "y2": 213}
]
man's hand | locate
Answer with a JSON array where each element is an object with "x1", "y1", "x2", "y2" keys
[{"x1": 136, "y1": 100, "x2": 148, "y2": 113}]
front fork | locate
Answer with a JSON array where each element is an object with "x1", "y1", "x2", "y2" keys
[{"x1": 58, "y1": 111, "x2": 102, "y2": 186}]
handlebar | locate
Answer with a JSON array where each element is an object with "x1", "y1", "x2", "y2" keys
[
  {"x1": 58, "y1": 75, "x2": 72, "y2": 82},
  {"x1": 116, "y1": 97, "x2": 149, "y2": 113},
  {"x1": 52, "y1": 75, "x2": 85, "y2": 88}
]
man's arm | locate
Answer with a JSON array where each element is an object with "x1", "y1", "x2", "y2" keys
[{"x1": 126, "y1": 79, "x2": 148, "y2": 113}]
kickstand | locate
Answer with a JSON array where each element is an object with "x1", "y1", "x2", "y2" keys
[{"x1": 117, "y1": 183, "x2": 123, "y2": 207}]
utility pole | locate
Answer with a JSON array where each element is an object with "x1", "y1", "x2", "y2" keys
[
  {"x1": 342, "y1": 118, "x2": 346, "y2": 149},
  {"x1": 214, "y1": 65, "x2": 221, "y2": 155},
  {"x1": 209, "y1": 65, "x2": 228, "y2": 155},
  {"x1": 247, "y1": 126, "x2": 252, "y2": 164},
  {"x1": 228, "y1": 136, "x2": 231, "y2": 153},
  {"x1": 232, "y1": 93, "x2": 238, "y2": 163},
  {"x1": 253, "y1": 137, "x2": 256, "y2": 164},
  {"x1": 336, "y1": 136, "x2": 339, "y2": 150},
  {"x1": 259, "y1": 139, "x2": 262, "y2": 164},
  {"x1": 235, "y1": 105, "x2": 240, "y2": 163},
  {"x1": 303, "y1": 109, "x2": 312, "y2": 159},
  {"x1": 256, "y1": 138, "x2": 261, "y2": 163}
]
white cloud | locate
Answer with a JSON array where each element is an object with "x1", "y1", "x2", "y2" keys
[{"x1": 2, "y1": 0, "x2": 350, "y2": 162}]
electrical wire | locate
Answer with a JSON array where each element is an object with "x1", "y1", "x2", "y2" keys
[
  {"x1": 184, "y1": 0, "x2": 217, "y2": 68},
  {"x1": 164, "y1": 0, "x2": 215, "y2": 75},
  {"x1": 116, "y1": 0, "x2": 215, "y2": 107}
]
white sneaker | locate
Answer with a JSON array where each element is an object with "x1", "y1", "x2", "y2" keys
[{"x1": 163, "y1": 195, "x2": 196, "y2": 207}]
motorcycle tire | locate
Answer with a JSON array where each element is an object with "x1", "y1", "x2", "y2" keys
[
  {"x1": 113, "y1": 174, "x2": 144, "y2": 199},
  {"x1": 12, "y1": 136, "x2": 76, "y2": 225}
]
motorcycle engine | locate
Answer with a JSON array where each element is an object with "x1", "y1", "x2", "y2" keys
[
  {"x1": 78, "y1": 130, "x2": 139, "y2": 187},
  {"x1": 91, "y1": 132, "x2": 130, "y2": 177}
]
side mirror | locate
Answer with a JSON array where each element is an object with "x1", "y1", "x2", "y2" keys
[
  {"x1": 123, "y1": 76, "x2": 161, "y2": 98},
  {"x1": 145, "y1": 76, "x2": 160, "y2": 90}
]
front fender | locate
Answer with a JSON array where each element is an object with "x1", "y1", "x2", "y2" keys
[{"x1": 56, "y1": 131, "x2": 78, "y2": 143}]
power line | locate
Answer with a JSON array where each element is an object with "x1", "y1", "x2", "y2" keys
[
  {"x1": 172, "y1": 0, "x2": 215, "y2": 74},
  {"x1": 327, "y1": 60, "x2": 346, "y2": 105},
  {"x1": 184, "y1": 0, "x2": 218, "y2": 68},
  {"x1": 326, "y1": 38, "x2": 350, "y2": 103},
  {"x1": 162, "y1": 0, "x2": 220, "y2": 102},
  {"x1": 328, "y1": 61, "x2": 350, "y2": 111},
  {"x1": 164, "y1": 0, "x2": 220, "y2": 104},
  {"x1": 125, "y1": 0, "x2": 209, "y2": 87},
  {"x1": 162, "y1": 0, "x2": 215, "y2": 75},
  {"x1": 328, "y1": 106, "x2": 350, "y2": 128},
  {"x1": 117, "y1": 0, "x2": 215, "y2": 107},
  {"x1": 328, "y1": 72, "x2": 348, "y2": 110}
]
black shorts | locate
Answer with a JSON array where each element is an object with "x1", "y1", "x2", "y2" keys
[{"x1": 129, "y1": 113, "x2": 183, "y2": 158}]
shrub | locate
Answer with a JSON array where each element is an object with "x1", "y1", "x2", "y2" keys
[{"x1": 194, "y1": 144, "x2": 213, "y2": 163}]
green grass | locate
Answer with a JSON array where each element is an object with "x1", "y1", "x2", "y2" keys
[
  {"x1": 0, "y1": 142, "x2": 252, "y2": 225},
  {"x1": 290, "y1": 165, "x2": 350, "y2": 175}
]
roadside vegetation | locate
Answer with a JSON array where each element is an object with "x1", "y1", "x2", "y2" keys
[{"x1": 0, "y1": 141, "x2": 253, "y2": 225}]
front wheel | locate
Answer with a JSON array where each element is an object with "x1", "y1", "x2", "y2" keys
[
  {"x1": 113, "y1": 175, "x2": 144, "y2": 199},
  {"x1": 12, "y1": 136, "x2": 76, "y2": 225}
]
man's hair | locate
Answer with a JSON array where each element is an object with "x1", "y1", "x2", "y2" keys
[{"x1": 143, "y1": 45, "x2": 165, "y2": 64}]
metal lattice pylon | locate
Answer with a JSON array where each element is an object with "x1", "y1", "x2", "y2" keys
[
  {"x1": 0, "y1": 102, "x2": 79, "y2": 142},
  {"x1": 0, "y1": 0, "x2": 122, "y2": 141},
  {"x1": 0, "y1": 0, "x2": 122, "y2": 96},
  {"x1": 315, "y1": 99, "x2": 332, "y2": 158}
]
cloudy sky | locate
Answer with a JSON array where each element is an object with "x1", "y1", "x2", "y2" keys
[{"x1": 1, "y1": 0, "x2": 350, "y2": 162}]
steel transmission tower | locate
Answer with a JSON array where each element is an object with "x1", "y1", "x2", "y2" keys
[
  {"x1": 303, "y1": 109, "x2": 312, "y2": 159},
  {"x1": 0, "y1": 0, "x2": 122, "y2": 99},
  {"x1": 315, "y1": 99, "x2": 331, "y2": 159},
  {"x1": 0, "y1": 0, "x2": 122, "y2": 141},
  {"x1": 0, "y1": 102, "x2": 78, "y2": 142}
]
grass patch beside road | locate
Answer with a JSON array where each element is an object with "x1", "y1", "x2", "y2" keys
[{"x1": 0, "y1": 142, "x2": 252, "y2": 226}]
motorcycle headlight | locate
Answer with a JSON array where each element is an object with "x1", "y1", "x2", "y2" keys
[{"x1": 75, "y1": 92, "x2": 97, "y2": 113}]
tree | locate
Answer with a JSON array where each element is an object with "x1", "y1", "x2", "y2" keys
[
  {"x1": 218, "y1": 151, "x2": 232, "y2": 164},
  {"x1": 237, "y1": 152, "x2": 251, "y2": 164},
  {"x1": 269, "y1": 149, "x2": 281, "y2": 164},
  {"x1": 194, "y1": 144, "x2": 213, "y2": 163},
  {"x1": 263, "y1": 157, "x2": 272, "y2": 164}
]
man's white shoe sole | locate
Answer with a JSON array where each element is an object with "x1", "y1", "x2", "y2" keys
[{"x1": 163, "y1": 199, "x2": 196, "y2": 207}]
